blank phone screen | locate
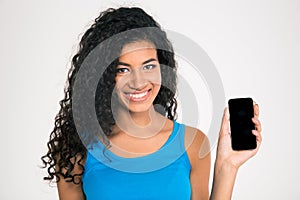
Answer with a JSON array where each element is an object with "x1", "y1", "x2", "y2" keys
[{"x1": 228, "y1": 98, "x2": 256, "y2": 150}]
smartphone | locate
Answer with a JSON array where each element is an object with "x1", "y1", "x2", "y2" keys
[{"x1": 228, "y1": 97, "x2": 256, "y2": 150}]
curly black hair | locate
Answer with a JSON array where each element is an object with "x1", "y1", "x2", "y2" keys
[{"x1": 41, "y1": 7, "x2": 178, "y2": 184}]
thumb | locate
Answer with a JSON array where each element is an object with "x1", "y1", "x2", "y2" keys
[{"x1": 220, "y1": 107, "x2": 230, "y2": 137}]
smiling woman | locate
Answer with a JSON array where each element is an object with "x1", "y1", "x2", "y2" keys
[
  {"x1": 114, "y1": 41, "x2": 161, "y2": 114},
  {"x1": 41, "y1": 6, "x2": 262, "y2": 200}
]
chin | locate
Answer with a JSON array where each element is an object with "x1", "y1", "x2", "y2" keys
[{"x1": 127, "y1": 104, "x2": 153, "y2": 113}]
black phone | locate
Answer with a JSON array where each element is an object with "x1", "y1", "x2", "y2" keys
[{"x1": 228, "y1": 97, "x2": 256, "y2": 150}]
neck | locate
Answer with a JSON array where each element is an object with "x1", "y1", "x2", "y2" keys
[{"x1": 113, "y1": 105, "x2": 166, "y2": 138}]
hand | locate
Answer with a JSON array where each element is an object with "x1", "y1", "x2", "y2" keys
[{"x1": 216, "y1": 103, "x2": 262, "y2": 169}]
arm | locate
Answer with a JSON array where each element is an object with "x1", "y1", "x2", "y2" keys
[
  {"x1": 186, "y1": 127, "x2": 211, "y2": 200},
  {"x1": 210, "y1": 160, "x2": 238, "y2": 199},
  {"x1": 187, "y1": 104, "x2": 262, "y2": 200},
  {"x1": 57, "y1": 177, "x2": 85, "y2": 200},
  {"x1": 210, "y1": 104, "x2": 262, "y2": 200},
  {"x1": 56, "y1": 156, "x2": 86, "y2": 200}
]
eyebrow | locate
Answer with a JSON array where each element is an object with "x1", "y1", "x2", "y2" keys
[{"x1": 117, "y1": 58, "x2": 157, "y2": 67}]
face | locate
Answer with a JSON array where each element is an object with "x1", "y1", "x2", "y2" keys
[{"x1": 114, "y1": 40, "x2": 161, "y2": 113}]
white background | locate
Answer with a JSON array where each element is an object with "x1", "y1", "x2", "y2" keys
[{"x1": 1, "y1": 0, "x2": 299, "y2": 199}]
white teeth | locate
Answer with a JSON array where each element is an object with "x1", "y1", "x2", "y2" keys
[{"x1": 129, "y1": 91, "x2": 148, "y2": 99}]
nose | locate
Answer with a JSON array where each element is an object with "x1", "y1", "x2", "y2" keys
[{"x1": 128, "y1": 68, "x2": 147, "y2": 90}]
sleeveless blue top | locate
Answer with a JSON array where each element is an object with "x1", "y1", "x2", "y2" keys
[{"x1": 82, "y1": 121, "x2": 191, "y2": 199}]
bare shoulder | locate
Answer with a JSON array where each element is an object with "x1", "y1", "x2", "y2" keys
[
  {"x1": 184, "y1": 125, "x2": 207, "y2": 150},
  {"x1": 184, "y1": 125, "x2": 211, "y2": 162},
  {"x1": 184, "y1": 125, "x2": 211, "y2": 199}
]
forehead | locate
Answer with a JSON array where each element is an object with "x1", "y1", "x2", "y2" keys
[{"x1": 119, "y1": 41, "x2": 157, "y2": 63}]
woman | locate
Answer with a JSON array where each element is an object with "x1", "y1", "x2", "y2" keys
[{"x1": 42, "y1": 7, "x2": 262, "y2": 200}]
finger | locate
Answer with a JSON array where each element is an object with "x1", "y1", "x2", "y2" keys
[
  {"x1": 252, "y1": 117, "x2": 262, "y2": 132},
  {"x1": 252, "y1": 129, "x2": 262, "y2": 141},
  {"x1": 252, "y1": 129, "x2": 262, "y2": 147},
  {"x1": 253, "y1": 103, "x2": 259, "y2": 118},
  {"x1": 220, "y1": 107, "x2": 230, "y2": 137}
]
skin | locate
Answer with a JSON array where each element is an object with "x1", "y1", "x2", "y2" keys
[
  {"x1": 56, "y1": 40, "x2": 262, "y2": 200},
  {"x1": 111, "y1": 40, "x2": 168, "y2": 141}
]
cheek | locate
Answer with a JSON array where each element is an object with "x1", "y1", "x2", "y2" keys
[
  {"x1": 114, "y1": 76, "x2": 127, "y2": 91},
  {"x1": 154, "y1": 84, "x2": 161, "y2": 95},
  {"x1": 148, "y1": 70, "x2": 162, "y2": 85},
  {"x1": 151, "y1": 75, "x2": 161, "y2": 95}
]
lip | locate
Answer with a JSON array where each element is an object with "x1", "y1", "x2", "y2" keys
[{"x1": 124, "y1": 89, "x2": 152, "y2": 102}]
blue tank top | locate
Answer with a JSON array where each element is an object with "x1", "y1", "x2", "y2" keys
[{"x1": 82, "y1": 121, "x2": 191, "y2": 200}]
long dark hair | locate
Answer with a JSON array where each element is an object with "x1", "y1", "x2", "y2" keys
[{"x1": 41, "y1": 7, "x2": 178, "y2": 184}]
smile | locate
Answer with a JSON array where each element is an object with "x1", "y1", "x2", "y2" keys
[{"x1": 125, "y1": 89, "x2": 152, "y2": 102}]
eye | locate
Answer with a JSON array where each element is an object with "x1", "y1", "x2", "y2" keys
[
  {"x1": 116, "y1": 67, "x2": 130, "y2": 74},
  {"x1": 143, "y1": 64, "x2": 156, "y2": 71}
]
